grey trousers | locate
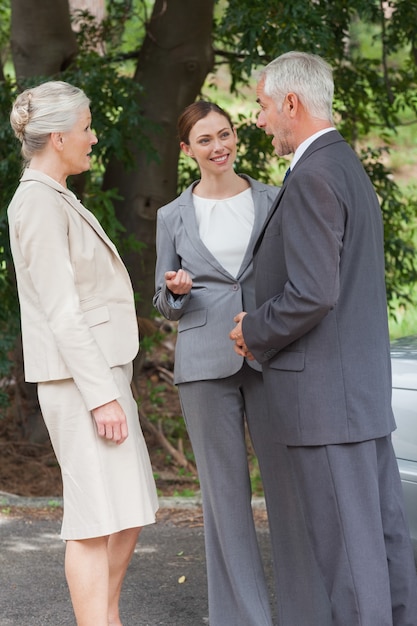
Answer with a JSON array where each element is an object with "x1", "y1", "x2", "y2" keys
[
  {"x1": 288, "y1": 437, "x2": 417, "y2": 626},
  {"x1": 178, "y1": 364, "x2": 273, "y2": 626},
  {"x1": 178, "y1": 363, "x2": 332, "y2": 626}
]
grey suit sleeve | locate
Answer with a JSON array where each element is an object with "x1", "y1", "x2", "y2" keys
[
  {"x1": 153, "y1": 210, "x2": 191, "y2": 321},
  {"x1": 243, "y1": 171, "x2": 345, "y2": 362}
]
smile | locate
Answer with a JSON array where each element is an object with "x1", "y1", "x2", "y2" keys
[{"x1": 211, "y1": 155, "x2": 228, "y2": 163}]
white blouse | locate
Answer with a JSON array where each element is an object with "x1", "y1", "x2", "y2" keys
[{"x1": 193, "y1": 188, "x2": 255, "y2": 278}]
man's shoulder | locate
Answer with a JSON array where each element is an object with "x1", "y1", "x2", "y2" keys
[
  {"x1": 298, "y1": 132, "x2": 359, "y2": 173},
  {"x1": 308, "y1": 130, "x2": 347, "y2": 154}
]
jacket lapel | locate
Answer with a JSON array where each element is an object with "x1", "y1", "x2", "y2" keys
[
  {"x1": 20, "y1": 169, "x2": 121, "y2": 260},
  {"x1": 180, "y1": 175, "x2": 276, "y2": 281},
  {"x1": 252, "y1": 185, "x2": 285, "y2": 256},
  {"x1": 236, "y1": 179, "x2": 275, "y2": 279},
  {"x1": 253, "y1": 130, "x2": 345, "y2": 255},
  {"x1": 180, "y1": 184, "x2": 235, "y2": 279},
  {"x1": 61, "y1": 192, "x2": 121, "y2": 260}
]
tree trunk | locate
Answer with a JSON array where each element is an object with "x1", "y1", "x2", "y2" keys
[
  {"x1": 11, "y1": 0, "x2": 77, "y2": 79},
  {"x1": 103, "y1": 0, "x2": 215, "y2": 319},
  {"x1": 68, "y1": 0, "x2": 105, "y2": 22}
]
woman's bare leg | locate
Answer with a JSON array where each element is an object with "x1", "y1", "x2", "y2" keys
[
  {"x1": 65, "y1": 527, "x2": 141, "y2": 626},
  {"x1": 65, "y1": 536, "x2": 110, "y2": 626},
  {"x1": 107, "y1": 527, "x2": 141, "y2": 626}
]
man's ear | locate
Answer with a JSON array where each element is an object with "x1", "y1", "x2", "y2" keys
[{"x1": 286, "y1": 92, "x2": 299, "y2": 117}]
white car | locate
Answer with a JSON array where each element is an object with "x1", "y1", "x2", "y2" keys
[{"x1": 390, "y1": 336, "x2": 417, "y2": 559}]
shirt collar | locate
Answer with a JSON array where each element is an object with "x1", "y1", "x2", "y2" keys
[{"x1": 290, "y1": 127, "x2": 336, "y2": 171}]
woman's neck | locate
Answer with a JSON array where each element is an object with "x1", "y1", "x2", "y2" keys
[
  {"x1": 29, "y1": 154, "x2": 67, "y2": 188},
  {"x1": 193, "y1": 170, "x2": 249, "y2": 200}
]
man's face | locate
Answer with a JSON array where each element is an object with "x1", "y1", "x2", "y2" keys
[{"x1": 256, "y1": 77, "x2": 292, "y2": 157}]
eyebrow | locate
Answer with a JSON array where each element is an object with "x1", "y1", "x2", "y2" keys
[{"x1": 196, "y1": 127, "x2": 230, "y2": 139}]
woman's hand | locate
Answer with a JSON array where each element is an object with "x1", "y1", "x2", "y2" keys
[
  {"x1": 92, "y1": 399, "x2": 128, "y2": 444},
  {"x1": 165, "y1": 269, "x2": 193, "y2": 295}
]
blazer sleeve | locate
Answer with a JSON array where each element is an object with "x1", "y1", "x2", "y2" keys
[
  {"x1": 13, "y1": 186, "x2": 121, "y2": 410},
  {"x1": 153, "y1": 209, "x2": 191, "y2": 321},
  {"x1": 243, "y1": 168, "x2": 345, "y2": 362}
]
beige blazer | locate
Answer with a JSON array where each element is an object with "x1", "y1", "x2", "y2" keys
[{"x1": 8, "y1": 169, "x2": 139, "y2": 411}]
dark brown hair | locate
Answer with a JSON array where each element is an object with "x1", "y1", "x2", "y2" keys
[{"x1": 177, "y1": 101, "x2": 234, "y2": 145}]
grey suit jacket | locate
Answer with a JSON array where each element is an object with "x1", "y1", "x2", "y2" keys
[
  {"x1": 8, "y1": 169, "x2": 139, "y2": 410},
  {"x1": 153, "y1": 175, "x2": 279, "y2": 384},
  {"x1": 243, "y1": 131, "x2": 396, "y2": 446}
]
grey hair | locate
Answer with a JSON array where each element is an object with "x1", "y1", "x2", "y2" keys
[
  {"x1": 10, "y1": 81, "x2": 90, "y2": 161},
  {"x1": 261, "y1": 51, "x2": 334, "y2": 122}
]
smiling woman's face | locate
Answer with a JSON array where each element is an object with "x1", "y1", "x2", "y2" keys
[{"x1": 180, "y1": 111, "x2": 237, "y2": 176}]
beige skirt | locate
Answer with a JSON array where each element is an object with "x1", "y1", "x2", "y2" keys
[{"x1": 37, "y1": 363, "x2": 159, "y2": 540}]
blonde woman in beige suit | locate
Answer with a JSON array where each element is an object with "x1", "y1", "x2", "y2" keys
[{"x1": 8, "y1": 81, "x2": 158, "y2": 626}]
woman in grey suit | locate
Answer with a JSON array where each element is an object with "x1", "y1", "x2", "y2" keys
[
  {"x1": 8, "y1": 81, "x2": 158, "y2": 626},
  {"x1": 153, "y1": 101, "x2": 278, "y2": 626}
]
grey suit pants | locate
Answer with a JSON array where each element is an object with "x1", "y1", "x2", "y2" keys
[
  {"x1": 178, "y1": 364, "x2": 334, "y2": 626},
  {"x1": 178, "y1": 364, "x2": 273, "y2": 626},
  {"x1": 287, "y1": 437, "x2": 417, "y2": 625}
]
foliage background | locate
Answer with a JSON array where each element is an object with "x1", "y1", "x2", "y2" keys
[{"x1": 1, "y1": 1, "x2": 417, "y2": 469}]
